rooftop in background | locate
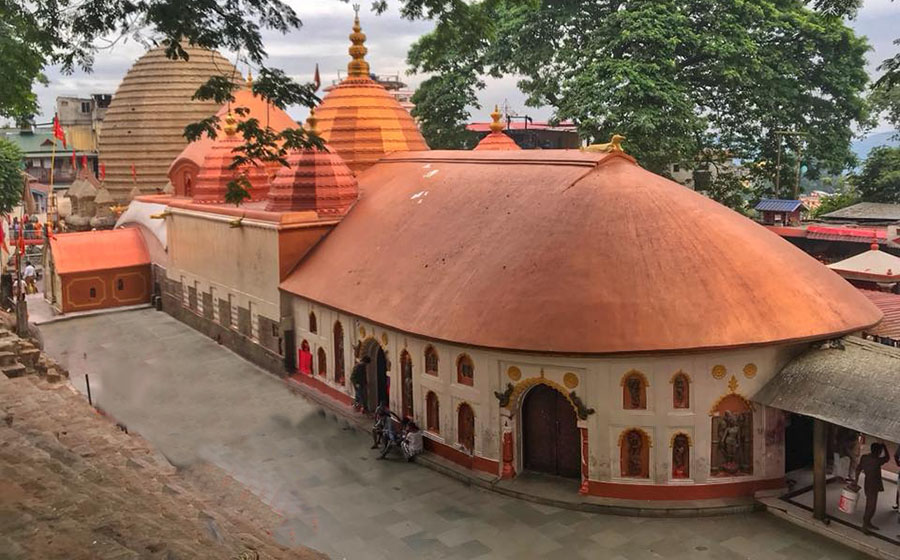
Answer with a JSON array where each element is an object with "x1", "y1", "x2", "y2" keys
[
  {"x1": 754, "y1": 199, "x2": 806, "y2": 213},
  {"x1": 859, "y1": 290, "x2": 900, "y2": 342},
  {"x1": 820, "y1": 202, "x2": 900, "y2": 223},
  {"x1": 828, "y1": 245, "x2": 900, "y2": 282},
  {"x1": 467, "y1": 121, "x2": 577, "y2": 133}
]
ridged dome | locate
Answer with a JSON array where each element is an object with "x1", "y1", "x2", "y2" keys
[
  {"x1": 266, "y1": 149, "x2": 358, "y2": 215},
  {"x1": 98, "y1": 44, "x2": 238, "y2": 201},
  {"x1": 192, "y1": 115, "x2": 272, "y2": 204},
  {"x1": 314, "y1": 12, "x2": 428, "y2": 173}
]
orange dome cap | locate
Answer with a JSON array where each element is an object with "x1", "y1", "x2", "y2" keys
[{"x1": 473, "y1": 106, "x2": 521, "y2": 151}]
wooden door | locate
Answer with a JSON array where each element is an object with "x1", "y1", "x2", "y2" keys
[
  {"x1": 458, "y1": 404, "x2": 475, "y2": 451},
  {"x1": 522, "y1": 384, "x2": 580, "y2": 478}
]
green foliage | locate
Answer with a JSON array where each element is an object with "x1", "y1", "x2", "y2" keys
[
  {"x1": 408, "y1": 0, "x2": 871, "y2": 186},
  {"x1": 224, "y1": 175, "x2": 252, "y2": 207},
  {"x1": 0, "y1": 138, "x2": 24, "y2": 216},
  {"x1": 411, "y1": 73, "x2": 479, "y2": 149},
  {"x1": 0, "y1": 1, "x2": 55, "y2": 121},
  {"x1": 871, "y1": 79, "x2": 900, "y2": 135},
  {"x1": 813, "y1": 178, "x2": 860, "y2": 217},
  {"x1": 852, "y1": 146, "x2": 900, "y2": 203}
]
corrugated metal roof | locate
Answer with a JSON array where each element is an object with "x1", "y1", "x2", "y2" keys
[
  {"x1": 755, "y1": 199, "x2": 805, "y2": 213},
  {"x1": 807, "y1": 225, "x2": 886, "y2": 244},
  {"x1": 753, "y1": 337, "x2": 900, "y2": 441},
  {"x1": 822, "y1": 202, "x2": 900, "y2": 222},
  {"x1": 860, "y1": 290, "x2": 900, "y2": 341}
]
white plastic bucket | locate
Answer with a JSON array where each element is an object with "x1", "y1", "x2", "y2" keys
[{"x1": 838, "y1": 487, "x2": 859, "y2": 514}]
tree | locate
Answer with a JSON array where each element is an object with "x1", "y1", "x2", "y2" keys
[
  {"x1": 407, "y1": 0, "x2": 870, "y2": 190},
  {"x1": 853, "y1": 146, "x2": 900, "y2": 204},
  {"x1": 0, "y1": 138, "x2": 24, "y2": 215},
  {"x1": 812, "y1": 177, "x2": 860, "y2": 217}
]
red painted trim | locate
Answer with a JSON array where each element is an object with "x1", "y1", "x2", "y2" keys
[
  {"x1": 585, "y1": 477, "x2": 784, "y2": 500},
  {"x1": 289, "y1": 372, "x2": 353, "y2": 407},
  {"x1": 424, "y1": 437, "x2": 499, "y2": 476}
]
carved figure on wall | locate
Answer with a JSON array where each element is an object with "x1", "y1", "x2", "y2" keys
[
  {"x1": 672, "y1": 434, "x2": 690, "y2": 478},
  {"x1": 494, "y1": 383, "x2": 514, "y2": 408},
  {"x1": 673, "y1": 374, "x2": 689, "y2": 409},
  {"x1": 626, "y1": 431, "x2": 643, "y2": 477},
  {"x1": 626, "y1": 376, "x2": 642, "y2": 408},
  {"x1": 719, "y1": 412, "x2": 742, "y2": 465},
  {"x1": 711, "y1": 408, "x2": 753, "y2": 476},
  {"x1": 568, "y1": 391, "x2": 595, "y2": 420}
]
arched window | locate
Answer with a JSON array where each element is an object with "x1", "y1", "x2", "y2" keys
[
  {"x1": 456, "y1": 354, "x2": 474, "y2": 386},
  {"x1": 317, "y1": 347, "x2": 327, "y2": 377},
  {"x1": 621, "y1": 370, "x2": 648, "y2": 410},
  {"x1": 426, "y1": 391, "x2": 440, "y2": 433},
  {"x1": 400, "y1": 350, "x2": 413, "y2": 419},
  {"x1": 672, "y1": 433, "x2": 691, "y2": 479},
  {"x1": 672, "y1": 372, "x2": 690, "y2": 409},
  {"x1": 308, "y1": 311, "x2": 317, "y2": 334},
  {"x1": 710, "y1": 395, "x2": 753, "y2": 477},
  {"x1": 619, "y1": 428, "x2": 650, "y2": 479},
  {"x1": 458, "y1": 403, "x2": 475, "y2": 452},
  {"x1": 116, "y1": 278, "x2": 124, "y2": 291},
  {"x1": 89, "y1": 287, "x2": 97, "y2": 298},
  {"x1": 333, "y1": 322, "x2": 345, "y2": 384},
  {"x1": 424, "y1": 345, "x2": 439, "y2": 376}
]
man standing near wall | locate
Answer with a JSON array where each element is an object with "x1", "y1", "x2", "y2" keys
[{"x1": 856, "y1": 442, "x2": 891, "y2": 533}]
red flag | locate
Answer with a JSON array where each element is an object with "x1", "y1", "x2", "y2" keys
[
  {"x1": 53, "y1": 115, "x2": 67, "y2": 149},
  {"x1": 71, "y1": 150, "x2": 77, "y2": 170},
  {"x1": 0, "y1": 225, "x2": 7, "y2": 255},
  {"x1": 81, "y1": 155, "x2": 88, "y2": 170},
  {"x1": 130, "y1": 163, "x2": 137, "y2": 182},
  {"x1": 99, "y1": 162, "x2": 106, "y2": 180},
  {"x1": 314, "y1": 63, "x2": 321, "y2": 91}
]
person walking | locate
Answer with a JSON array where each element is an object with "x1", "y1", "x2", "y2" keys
[
  {"x1": 23, "y1": 260, "x2": 36, "y2": 294},
  {"x1": 350, "y1": 355, "x2": 370, "y2": 412},
  {"x1": 856, "y1": 442, "x2": 891, "y2": 533}
]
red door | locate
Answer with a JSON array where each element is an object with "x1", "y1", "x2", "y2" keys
[{"x1": 523, "y1": 384, "x2": 580, "y2": 478}]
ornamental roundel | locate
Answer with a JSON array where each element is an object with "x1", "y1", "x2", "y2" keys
[
  {"x1": 563, "y1": 372, "x2": 579, "y2": 389},
  {"x1": 358, "y1": 326, "x2": 366, "y2": 338},
  {"x1": 507, "y1": 366, "x2": 522, "y2": 381},
  {"x1": 711, "y1": 365, "x2": 727, "y2": 380},
  {"x1": 743, "y1": 363, "x2": 758, "y2": 379}
]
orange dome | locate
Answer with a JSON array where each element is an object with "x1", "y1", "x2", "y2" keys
[
  {"x1": 314, "y1": 11, "x2": 428, "y2": 173},
  {"x1": 266, "y1": 111, "x2": 358, "y2": 214},
  {"x1": 474, "y1": 106, "x2": 521, "y2": 151},
  {"x1": 191, "y1": 113, "x2": 273, "y2": 204},
  {"x1": 169, "y1": 85, "x2": 299, "y2": 198}
]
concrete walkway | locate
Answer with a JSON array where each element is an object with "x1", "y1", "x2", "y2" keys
[{"x1": 41, "y1": 309, "x2": 872, "y2": 559}]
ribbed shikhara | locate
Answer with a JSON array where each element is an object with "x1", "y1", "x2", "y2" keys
[
  {"x1": 265, "y1": 148, "x2": 358, "y2": 215},
  {"x1": 98, "y1": 45, "x2": 238, "y2": 201}
]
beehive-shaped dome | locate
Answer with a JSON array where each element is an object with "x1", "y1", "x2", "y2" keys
[
  {"x1": 98, "y1": 44, "x2": 238, "y2": 201},
  {"x1": 473, "y1": 106, "x2": 521, "y2": 151},
  {"x1": 314, "y1": 11, "x2": 428, "y2": 173},
  {"x1": 266, "y1": 111, "x2": 358, "y2": 214},
  {"x1": 191, "y1": 113, "x2": 272, "y2": 204}
]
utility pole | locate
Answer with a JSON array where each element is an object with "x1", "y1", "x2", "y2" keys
[{"x1": 773, "y1": 130, "x2": 808, "y2": 199}]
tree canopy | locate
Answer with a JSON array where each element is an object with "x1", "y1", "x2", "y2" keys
[
  {"x1": 407, "y1": 0, "x2": 871, "y2": 206},
  {"x1": 0, "y1": 138, "x2": 24, "y2": 216},
  {"x1": 853, "y1": 146, "x2": 900, "y2": 204}
]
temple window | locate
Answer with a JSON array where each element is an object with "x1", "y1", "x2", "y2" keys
[
  {"x1": 117, "y1": 279, "x2": 124, "y2": 291},
  {"x1": 710, "y1": 395, "x2": 753, "y2": 477},
  {"x1": 333, "y1": 322, "x2": 345, "y2": 384},
  {"x1": 671, "y1": 433, "x2": 691, "y2": 479},
  {"x1": 621, "y1": 370, "x2": 648, "y2": 410},
  {"x1": 309, "y1": 311, "x2": 317, "y2": 334},
  {"x1": 672, "y1": 372, "x2": 690, "y2": 409},
  {"x1": 424, "y1": 345, "x2": 439, "y2": 376},
  {"x1": 458, "y1": 403, "x2": 475, "y2": 452},
  {"x1": 89, "y1": 287, "x2": 97, "y2": 299},
  {"x1": 618, "y1": 428, "x2": 650, "y2": 478},
  {"x1": 426, "y1": 391, "x2": 440, "y2": 433},
  {"x1": 456, "y1": 354, "x2": 474, "y2": 386},
  {"x1": 317, "y1": 347, "x2": 327, "y2": 377}
]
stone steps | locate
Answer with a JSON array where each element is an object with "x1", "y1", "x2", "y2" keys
[{"x1": 2, "y1": 362, "x2": 26, "y2": 378}]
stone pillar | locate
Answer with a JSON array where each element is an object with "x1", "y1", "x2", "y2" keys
[
  {"x1": 579, "y1": 423, "x2": 590, "y2": 495},
  {"x1": 813, "y1": 418, "x2": 827, "y2": 520}
]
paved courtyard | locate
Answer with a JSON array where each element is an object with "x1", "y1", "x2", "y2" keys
[{"x1": 41, "y1": 309, "x2": 870, "y2": 559}]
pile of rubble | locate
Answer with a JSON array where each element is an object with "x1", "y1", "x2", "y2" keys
[{"x1": 0, "y1": 328, "x2": 323, "y2": 560}]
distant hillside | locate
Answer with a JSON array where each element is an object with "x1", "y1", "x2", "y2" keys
[{"x1": 853, "y1": 131, "x2": 899, "y2": 162}]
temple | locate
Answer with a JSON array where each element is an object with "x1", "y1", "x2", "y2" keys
[{"x1": 51, "y1": 11, "x2": 885, "y2": 504}]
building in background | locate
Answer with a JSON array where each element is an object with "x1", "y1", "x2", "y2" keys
[
  {"x1": 466, "y1": 118, "x2": 579, "y2": 149},
  {"x1": 56, "y1": 94, "x2": 111, "y2": 154},
  {"x1": 755, "y1": 199, "x2": 807, "y2": 226},
  {"x1": 1, "y1": 126, "x2": 93, "y2": 188}
]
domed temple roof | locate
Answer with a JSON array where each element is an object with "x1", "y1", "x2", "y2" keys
[
  {"x1": 99, "y1": 44, "x2": 238, "y2": 200},
  {"x1": 473, "y1": 106, "x2": 521, "y2": 151},
  {"x1": 191, "y1": 113, "x2": 272, "y2": 204},
  {"x1": 281, "y1": 150, "x2": 882, "y2": 354},
  {"x1": 313, "y1": 11, "x2": 428, "y2": 173}
]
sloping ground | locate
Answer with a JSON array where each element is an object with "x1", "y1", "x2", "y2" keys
[{"x1": 0, "y1": 374, "x2": 325, "y2": 560}]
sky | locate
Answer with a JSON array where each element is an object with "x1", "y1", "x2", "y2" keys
[{"x1": 29, "y1": 0, "x2": 900, "y2": 132}]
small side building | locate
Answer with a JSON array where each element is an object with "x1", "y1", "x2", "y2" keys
[
  {"x1": 44, "y1": 228, "x2": 151, "y2": 313},
  {"x1": 755, "y1": 199, "x2": 806, "y2": 226}
]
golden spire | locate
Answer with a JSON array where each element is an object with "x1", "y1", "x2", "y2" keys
[
  {"x1": 246, "y1": 68, "x2": 253, "y2": 88},
  {"x1": 223, "y1": 111, "x2": 237, "y2": 137},
  {"x1": 347, "y1": 4, "x2": 370, "y2": 78},
  {"x1": 306, "y1": 107, "x2": 318, "y2": 134},
  {"x1": 490, "y1": 105, "x2": 503, "y2": 133}
]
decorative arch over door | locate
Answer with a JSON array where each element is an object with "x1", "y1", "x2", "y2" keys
[{"x1": 521, "y1": 384, "x2": 580, "y2": 478}]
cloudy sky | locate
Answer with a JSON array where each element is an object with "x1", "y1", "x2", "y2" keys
[{"x1": 31, "y1": 0, "x2": 900, "y2": 131}]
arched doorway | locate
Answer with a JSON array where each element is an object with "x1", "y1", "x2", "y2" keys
[
  {"x1": 361, "y1": 339, "x2": 388, "y2": 412},
  {"x1": 522, "y1": 384, "x2": 580, "y2": 478},
  {"x1": 400, "y1": 350, "x2": 413, "y2": 419}
]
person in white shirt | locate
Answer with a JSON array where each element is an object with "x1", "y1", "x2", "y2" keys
[{"x1": 23, "y1": 261, "x2": 36, "y2": 294}]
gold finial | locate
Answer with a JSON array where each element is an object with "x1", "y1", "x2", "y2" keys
[
  {"x1": 223, "y1": 111, "x2": 237, "y2": 137},
  {"x1": 246, "y1": 68, "x2": 253, "y2": 88},
  {"x1": 306, "y1": 107, "x2": 318, "y2": 134},
  {"x1": 582, "y1": 134, "x2": 626, "y2": 153},
  {"x1": 489, "y1": 105, "x2": 503, "y2": 133},
  {"x1": 347, "y1": 4, "x2": 370, "y2": 78}
]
